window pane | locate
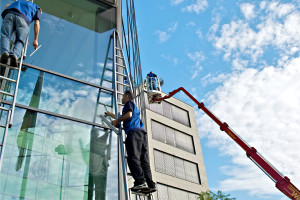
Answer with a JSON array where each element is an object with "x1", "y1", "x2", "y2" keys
[
  {"x1": 157, "y1": 184, "x2": 169, "y2": 200},
  {"x1": 16, "y1": 68, "x2": 113, "y2": 124},
  {"x1": 184, "y1": 161, "x2": 199, "y2": 184},
  {"x1": 154, "y1": 150, "x2": 165, "y2": 173},
  {"x1": 172, "y1": 106, "x2": 190, "y2": 126},
  {"x1": 149, "y1": 103, "x2": 163, "y2": 115},
  {"x1": 164, "y1": 154, "x2": 175, "y2": 177},
  {"x1": 0, "y1": 107, "x2": 118, "y2": 200},
  {"x1": 174, "y1": 157, "x2": 185, "y2": 180},
  {"x1": 25, "y1": 0, "x2": 116, "y2": 83},
  {"x1": 152, "y1": 121, "x2": 166, "y2": 143},
  {"x1": 175, "y1": 131, "x2": 186, "y2": 151},
  {"x1": 162, "y1": 101, "x2": 172, "y2": 119},
  {"x1": 165, "y1": 126, "x2": 175, "y2": 147}
]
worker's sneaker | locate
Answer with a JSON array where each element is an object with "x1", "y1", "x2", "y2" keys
[
  {"x1": 0, "y1": 51, "x2": 9, "y2": 65},
  {"x1": 9, "y1": 53, "x2": 18, "y2": 67},
  {"x1": 145, "y1": 182, "x2": 157, "y2": 193},
  {"x1": 131, "y1": 182, "x2": 147, "y2": 192}
]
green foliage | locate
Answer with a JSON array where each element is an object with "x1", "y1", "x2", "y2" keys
[{"x1": 198, "y1": 190, "x2": 236, "y2": 200}]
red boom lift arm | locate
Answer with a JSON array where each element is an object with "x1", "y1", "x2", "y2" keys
[{"x1": 153, "y1": 87, "x2": 300, "y2": 200}]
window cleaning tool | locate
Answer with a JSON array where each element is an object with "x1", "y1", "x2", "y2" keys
[{"x1": 30, "y1": 45, "x2": 42, "y2": 57}]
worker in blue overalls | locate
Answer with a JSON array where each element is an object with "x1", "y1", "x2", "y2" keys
[
  {"x1": 146, "y1": 71, "x2": 158, "y2": 91},
  {"x1": 0, "y1": 0, "x2": 42, "y2": 67}
]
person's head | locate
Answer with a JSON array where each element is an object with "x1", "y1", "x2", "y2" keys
[{"x1": 122, "y1": 91, "x2": 134, "y2": 104}]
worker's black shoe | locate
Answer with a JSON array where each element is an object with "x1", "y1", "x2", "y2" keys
[
  {"x1": 0, "y1": 51, "x2": 9, "y2": 65},
  {"x1": 131, "y1": 182, "x2": 147, "y2": 192},
  {"x1": 9, "y1": 53, "x2": 18, "y2": 67},
  {"x1": 145, "y1": 182, "x2": 157, "y2": 193}
]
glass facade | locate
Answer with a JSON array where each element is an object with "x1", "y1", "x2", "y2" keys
[{"x1": 0, "y1": 0, "x2": 119, "y2": 199}]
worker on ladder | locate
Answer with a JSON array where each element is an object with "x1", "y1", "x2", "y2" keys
[
  {"x1": 0, "y1": 0, "x2": 42, "y2": 68},
  {"x1": 105, "y1": 91, "x2": 157, "y2": 194}
]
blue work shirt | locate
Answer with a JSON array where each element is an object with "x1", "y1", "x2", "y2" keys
[
  {"x1": 147, "y1": 72, "x2": 157, "y2": 78},
  {"x1": 2, "y1": 0, "x2": 41, "y2": 26},
  {"x1": 122, "y1": 100, "x2": 145, "y2": 134}
]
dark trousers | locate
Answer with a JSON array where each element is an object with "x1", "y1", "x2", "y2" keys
[{"x1": 125, "y1": 129, "x2": 154, "y2": 187}]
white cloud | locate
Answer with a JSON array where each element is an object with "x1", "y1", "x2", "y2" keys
[
  {"x1": 167, "y1": 22, "x2": 178, "y2": 32},
  {"x1": 240, "y1": 3, "x2": 256, "y2": 20},
  {"x1": 155, "y1": 22, "x2": 178, "y2": 43},
  {"x1": 197, "y1": 56, "x2": 300, "y2": 197},
  {"x1": 196, "y1": 28, "x2": 203, "y2": 38},
  {"x1": 187, "y1": 21, "x2": 196, "y2": 26},
  {"x1": 155, "y1": 30, "x2": 170, "y2": 43},
  {"x1": 182, "y1": 0, "x2": 208, "y2": 14},
  {"x1": 171, "y1": 0, "x2": 184, "y2": 6},
  {"x1": 187, "y1": 51, "x2": 205, "y2": 79},
  {"x1": 161, "y1": 54, "x2": 179, "y2": 65},
  {"x1": 212, "y1": 1, "x2": 300, "y2": 64}
]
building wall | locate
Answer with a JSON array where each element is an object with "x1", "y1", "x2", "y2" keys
[{"x1": 145, "y1": 94, "x2": 209, "y2": 199}]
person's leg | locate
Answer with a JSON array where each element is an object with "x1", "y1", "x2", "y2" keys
[
  {"x1": 140, "y1": 132, "x2": 155, "y2": 188},
  {"x1": 13, "y1": 15, "x2": 29, "y2": 59},
  {"x1": 125, "y1": 130, "x2": 146, "y2": 186},
  {"x1": 1, "y1": 13, "x2": 14, "y2": 64}
]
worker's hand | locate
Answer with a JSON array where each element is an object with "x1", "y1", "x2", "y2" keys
[
  {"x1": 112, "y1": 119, "x2": 119, "y2": 128},
  {"x1": 32, "y1": 40, "x2": 38, "y2": 50},
  {"x1": 105, "y1": 111, "x2": 112, "y2": 117}
]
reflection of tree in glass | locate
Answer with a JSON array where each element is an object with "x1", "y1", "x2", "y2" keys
[{"x1": 79, "y1": 127, "x2": 111, "y2": 200}]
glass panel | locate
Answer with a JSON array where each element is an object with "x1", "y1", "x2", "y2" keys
[
  {"x1": 157, "y1": 184, "x2": 169, "y2": 200},
  {"x1": 162, "y1": 101, "x2": 172, "y2": 119},
  {"x1": 165, "y1": 126, "x2": 175, "y2": 147},
  {"x1": 0, "y1": 107, "x2": 118, "y2": 200},
  {"x1": 149, "y1": 103, "x2": 163, "y2": 115},
  {"x1": 154, "y1": 150, "x2": 165, "y2": 173},
  {"x1": 164, "y1": 154, "x2": 175, "y2": 177},
  {"x1": 15, "y1": 68, "x2": 113, "y2": 124},
  {"x1": 23, "y1": 0, "x2": 116, "y2": 83},
  {"x1": 151, "y1": 121, "x2": 166, "y2": 143},
  {"x1": 184, "y1": 161, "x2": 199, "y2": 184},
  {"x1": 175, "y1": 131, "x2": 186, "y2": 151},
  {"x1": 172, "y1": 106, "x2": 190, "y2": 127},
  {"x1": 174, "y1": 157, "x2": 185, "y2": 179}
]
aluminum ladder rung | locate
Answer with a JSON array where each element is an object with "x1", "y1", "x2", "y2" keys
[
  {"x1": 0, "y1": 75, "x2": 16, "y2": 83},
  {"x1": 116, "y1": 81, "x2": 130, "y2": 87},
  {"x1": 0, "y1": 107, "x2": 9, "y2": 112},
  {"x1": 0, "y1": 90, "x2": 14, "y2": 97},
  {"x1": 98, "y1": 102, "x2": 112, "y2": 107},
  {"x1": 116, "y1": 63, "x2": 126, "y2": 68},
  {"x1": 103, "y1": 78, "x2": 113, "y2": 83},
  {"x1": 116, "y1": 55, "x2": 124, "y2": 60},
  {"x1": 117, "y1": 102, "x2": 124, "y2": 106},
  {"x1": 116, "y1": 72, "x2": 127, "y2": 77},
  {"x1": 0, "y1": 63, "x2": 19, "y2": 70},
  {"x1": 107, "y1": 57, "x2": 113, "y2": 61},
  {"x1": 117, "y1": 91, "x2": 124, "y2": 95},
  {"x1": 0, "y1": 124, "x2": 6, "y2": 128},
  {"x1": 115, "y1": 47, "x2": 122, "y2": 51},
  {"x1": 106, "y1": 68, "x2": 113, "y2": 71}
]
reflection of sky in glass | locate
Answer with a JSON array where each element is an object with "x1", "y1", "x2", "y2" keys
[
  {"x1": 24, "y1": 6, "x2": 115, "y2": 84},
  {"x1": 0, "y1": 107, "x2": 118, "y2": 199},
  {"x1": 16, "y1": 67, "x2": 114, "y2": 124}
]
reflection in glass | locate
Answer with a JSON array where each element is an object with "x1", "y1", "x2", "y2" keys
[
  {"x1": 0, "y1": 107, "x2": 118, "y2": 199},
  {"x1": 24, "y1": 0, "x2": 116, "y2": 82},
  {"x1": 16, "y1": 67, "x2": 113, "y2": 124}
]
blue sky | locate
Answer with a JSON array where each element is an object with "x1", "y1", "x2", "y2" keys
[{"x1": 133, "y1": 0, "x2": 300, "y2": 200}]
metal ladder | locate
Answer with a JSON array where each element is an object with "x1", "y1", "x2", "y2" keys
[
  {"x1": 0, "y1": 39, "x2": 27, "y2": 170},
  {"x1": 112, "y1": 30, "x2": 134, "y2": 200}
]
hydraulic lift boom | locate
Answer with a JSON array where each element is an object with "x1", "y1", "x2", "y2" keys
[{"x1": 153, "y1": 87, "x2": 300, "y2": 200}]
